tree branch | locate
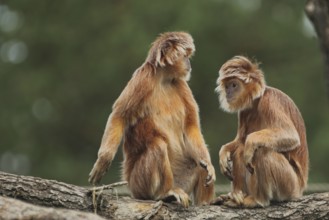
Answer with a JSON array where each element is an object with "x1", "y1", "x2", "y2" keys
[
  {"x1": 0, "y1": 172, "x2": 328, "y2": 219},
  {"x1": 0, "y1": 196, "x2": 106, "y2": 220}
]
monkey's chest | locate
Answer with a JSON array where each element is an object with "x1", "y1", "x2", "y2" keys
[
  {"x1": 153, "y1": 102, "x2": 186, "y2": 132},
  {"x1": 150, "y1": 88, "x2": 185, "y2": 126},
  {"x1": 152, "y1": 95, "x2": 186, "y2": 145}
]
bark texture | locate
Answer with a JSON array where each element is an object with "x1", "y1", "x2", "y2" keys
[
  {"x1": 306, "y1": 0, "x2": 329, "y2": 98},
  {"x1": 0, "y1": 196, "x2": 105, "y2": 220},
  {"x1": 0, "y1": 172, "x2": 329, "y2": 220}
]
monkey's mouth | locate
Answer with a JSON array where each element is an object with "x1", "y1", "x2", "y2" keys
[
  {"x1": 226, "y1": 97, "x2": 240, "y2": 107},
  {"x1": 184, "y1": 69, "x2": 192, "y2": 81},
  {"x1": 226, "y1": 94, "x2": 233, "y2": 101}
]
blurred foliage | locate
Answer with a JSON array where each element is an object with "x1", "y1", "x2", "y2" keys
[{"x1": 0, "y1": 0, "x2": 328, "y2": 186}]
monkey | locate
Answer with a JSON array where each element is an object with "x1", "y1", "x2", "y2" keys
[
  {"x1": 213, "y1": 56, "x2": 309, "y2": 208},
  {"x1": 88, "y1": 32, "x2": 215, "y2": 207}
]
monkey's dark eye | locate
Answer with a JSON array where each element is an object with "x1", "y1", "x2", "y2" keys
[{"x1": 232, "y1": 83, "x2": 237, "y2": 88}]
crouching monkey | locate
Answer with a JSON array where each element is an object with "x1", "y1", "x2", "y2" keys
[{"x1": 213, "y1": 56, "x2": 308, "y2": 208}]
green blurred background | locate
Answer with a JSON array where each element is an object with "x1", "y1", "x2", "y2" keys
[{"x1": 1, "y1": 0, "x2": 328, "y2": 187}]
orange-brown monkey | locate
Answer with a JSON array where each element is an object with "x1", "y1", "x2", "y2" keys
[
  {"x1": 213, "y1": 56, "x2": 308, "y2": 208},
  {"x1": 88, "y1": 32, "x2": 215, "y2": 207}
]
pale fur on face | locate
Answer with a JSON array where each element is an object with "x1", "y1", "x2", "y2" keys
[{"x1": 215, "y1": 56, "x2": 266, "y2": 113}]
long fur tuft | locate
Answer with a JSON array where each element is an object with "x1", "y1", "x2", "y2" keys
[{"x1": 146, "y1": 32, "x2": 195, "y2": 68}]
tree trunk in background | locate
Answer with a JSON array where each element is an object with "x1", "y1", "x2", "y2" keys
[
  {"x1": 305, "y1": 0, "x2": 329, "y2": 99},
  {"x1": 0, "y1": 172, "x2": 328, "y2": 220}
]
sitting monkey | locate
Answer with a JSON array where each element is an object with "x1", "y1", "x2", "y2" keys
[
  {"x1": 89, "y1": 32, "x2": 215, "y2": 207},
  {"x1": 214, "y1": 56, "x2": 308, "y2": 208}
]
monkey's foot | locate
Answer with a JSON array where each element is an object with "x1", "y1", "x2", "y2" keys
[
  {"x1": 220, "y1": 194, "x2": 263, "y2": 208},
  {"x1": 210, "y1": 192, "x2": 236, "y2": 206},
  {"x1": 211, "y1": 191, "x2": 247, "y2": 208},
  {"x1": 223, "y1": 191, "x2": 246, "y2": 208},
  {"x1": 160, "y1": 188, "x2": 190, "y2": 208},
  {"x1": 210, "y1": 196, "x2": 225, "y2": 205},
  {"x1": 241, "y1": 195, "x2": 264, "y2": 208}
]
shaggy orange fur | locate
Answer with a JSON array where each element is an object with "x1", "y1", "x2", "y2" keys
[
  {"x1": 214, "y1": 56, "x2": 308, "y2": 208},
  {"x1": 89, "y1": 32, "x2": 215, "y2": 207}
]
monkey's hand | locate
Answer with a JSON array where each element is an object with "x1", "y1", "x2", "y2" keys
[
  {"x1": 219, "y1": 145, "x2": 233, "y2": 181},
  {"x1": 243, "y1": 138, "x2": 258, "y2": 174},
  {"x1": 199, "y1": 160, "x2": 216, "y2": 186},
  {"x1": 88, "y1": 156, "x2": 112, "y2": 185}
]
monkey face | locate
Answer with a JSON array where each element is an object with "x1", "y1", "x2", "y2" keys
[
  {"x1": 164, "y1": 56, "x2": 192, "y2": 81},
  {"x1": 181, "y1": 56, "x2": 192, "y2": 80},
  {"x1": 217, "y1": 76, "x2": 254, "y2": 113},
  {"x1": 224, "y1": 78, "x2": 243, "y2": 104},
  {"x1": 181, "y1": 56, "x2": 193, "y2": 81},
  {"x1": 221, "y1": 77, "x2": 249, "y2": 112},
  {"x1": 216, "y1": 56, "x2": 266, "y2": 113},
  {"x1": 184, "y1": 57, "x2": 191, "y2": 73}
]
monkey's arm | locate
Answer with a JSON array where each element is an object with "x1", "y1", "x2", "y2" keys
[
  {"x1": 243, "y1": 112, "x2": 300, "y2": 173},
  {"x1": 245, "y1": 101, "x2": 300, "y2": 152},
  {"x1": 179, "y1": 81, "x2": 215, "y2": 185},
  {"x1": 185, "y1": 121, "x2": 216, "y2": 186},
  {"x1": 88, "y1": 113, "x2": 124, "y2": 185},
  {"x1": 246, "y1": 126, "x2": 300, "y2": 152}
]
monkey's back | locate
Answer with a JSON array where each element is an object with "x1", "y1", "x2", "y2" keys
[{"x1": 263, "y1": 86, "x2": 309, "y2": 188}]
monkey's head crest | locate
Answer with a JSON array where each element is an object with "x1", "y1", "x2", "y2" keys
[
  {"x1": 146, "y1": 32, "x2": 195, "y2": 68},
  {"x1": 215, "y1": 56, "x2": 266, "y2": 113},
  {"x1": 218, "y1": 56, "x2": 264, "y2": 84}
]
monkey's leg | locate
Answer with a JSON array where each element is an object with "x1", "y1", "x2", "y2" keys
[
  {"x1": 231, "y1": 146, "x2": 248, "y2": 194},
  {"x1": 225, "y1": 146, "x2": 249, "y2": 207},
  {"x1": 214, "y1": 146, "x2": 248, "y2": 207},
  {"x1": 126, "y1": 140, "x2": 189, "y2": 207},
  {"x1": 244, "y1": 148, "x2": 301, "y2": 208}
]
